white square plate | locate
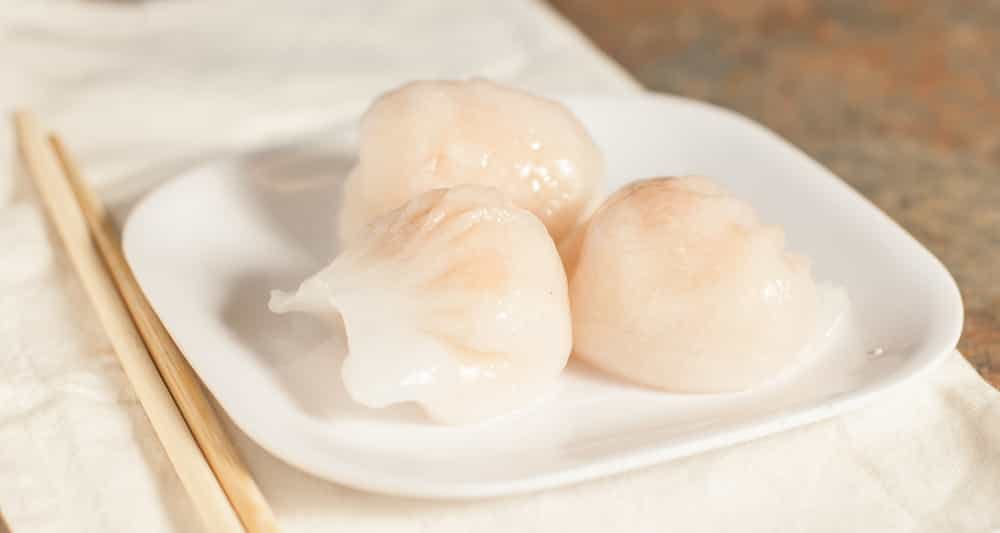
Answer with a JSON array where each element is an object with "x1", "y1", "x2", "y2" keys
[{"x1": 123, "y1": 93, "x2": 962, "y2": 499}]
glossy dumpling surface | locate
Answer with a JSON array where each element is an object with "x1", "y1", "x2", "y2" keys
[
  {"x1": 338, "y1": 79, "x2": 603, "y2": 245},
  {"x1": 566, "y1": 176, "x2": 819, "y2": 392},
  {"x1": 272, "y1": 186, "x2": 572, "y2": 424}
]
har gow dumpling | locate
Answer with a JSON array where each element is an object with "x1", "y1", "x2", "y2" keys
[
  {"x1": 271, "y1": 185, "x2": 572, "y2": 424},
  {"x1": 338, "y1": 79, "x2": 604, "y2": 245},
  {"x1": 565, "y1": 176, "x2": 819, "y2": 393}
]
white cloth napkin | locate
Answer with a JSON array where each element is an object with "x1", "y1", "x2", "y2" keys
[{"x1": 2, "y1": 2, "x2": 998, "y2": 532}]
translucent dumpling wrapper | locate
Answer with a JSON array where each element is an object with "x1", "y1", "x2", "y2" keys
[
  {"x1": 338, "y1": 79, "x2": 604, "y2": 245},
  {"x1": 271, "y1": 186, "x2": 572, "y2": 424},
  {"x1": 565, "y1": 176, "x2": 827, "y2": 393}
]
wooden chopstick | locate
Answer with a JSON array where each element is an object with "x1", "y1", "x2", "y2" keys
[
  {"x1": 12, "y1": 112, "x2": 245, "y2": 532},
  {"x1": 14, "y1": 110, "x2": 283, "y2": 533},
  {"x1": 48, "y1": 134, "x2": 281, "y2": 533}
]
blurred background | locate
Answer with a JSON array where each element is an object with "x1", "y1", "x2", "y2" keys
[{"x1": 550, "y1": 0, "x2": 999, "y2": 387}]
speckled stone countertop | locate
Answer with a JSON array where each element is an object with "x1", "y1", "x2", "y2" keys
[{"x1": 551, "y1": 0, "x2": 1000, "y2": 387}]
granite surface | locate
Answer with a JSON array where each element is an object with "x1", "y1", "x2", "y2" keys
[{"x1": 551, "y1": 0, "x2": 1000, "y2": 387}]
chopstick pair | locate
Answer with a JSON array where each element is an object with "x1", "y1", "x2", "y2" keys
[{"x1": 12, "y1": 111, "x2": 281, "y2": 533}]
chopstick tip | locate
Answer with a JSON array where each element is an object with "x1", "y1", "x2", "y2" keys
[
  {"x1": 11, "y1": 109, "x2": 43, "y2": 143},
  {"x1": 12, "y1": 108, "x2": 36, "y2": 123}
]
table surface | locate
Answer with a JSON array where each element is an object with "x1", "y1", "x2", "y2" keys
[{"x1": 550, "y1": 0, "x2": 1000, "y2": 388}]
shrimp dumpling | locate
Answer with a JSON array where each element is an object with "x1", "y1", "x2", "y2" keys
[
  {"x1": 566, "y1": 177, "x2": 819, "y2": 393},
  {"x1": 271, "y1": 186, "x2": 572, "y2": 424},
  {"x1": 338, "y1": 79, "x2": 603, "y2": 245}
]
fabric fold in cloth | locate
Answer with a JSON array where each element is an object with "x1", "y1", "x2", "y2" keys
[{"x1": 1, "y1": 1, "x2": 998, "y2": 532}]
